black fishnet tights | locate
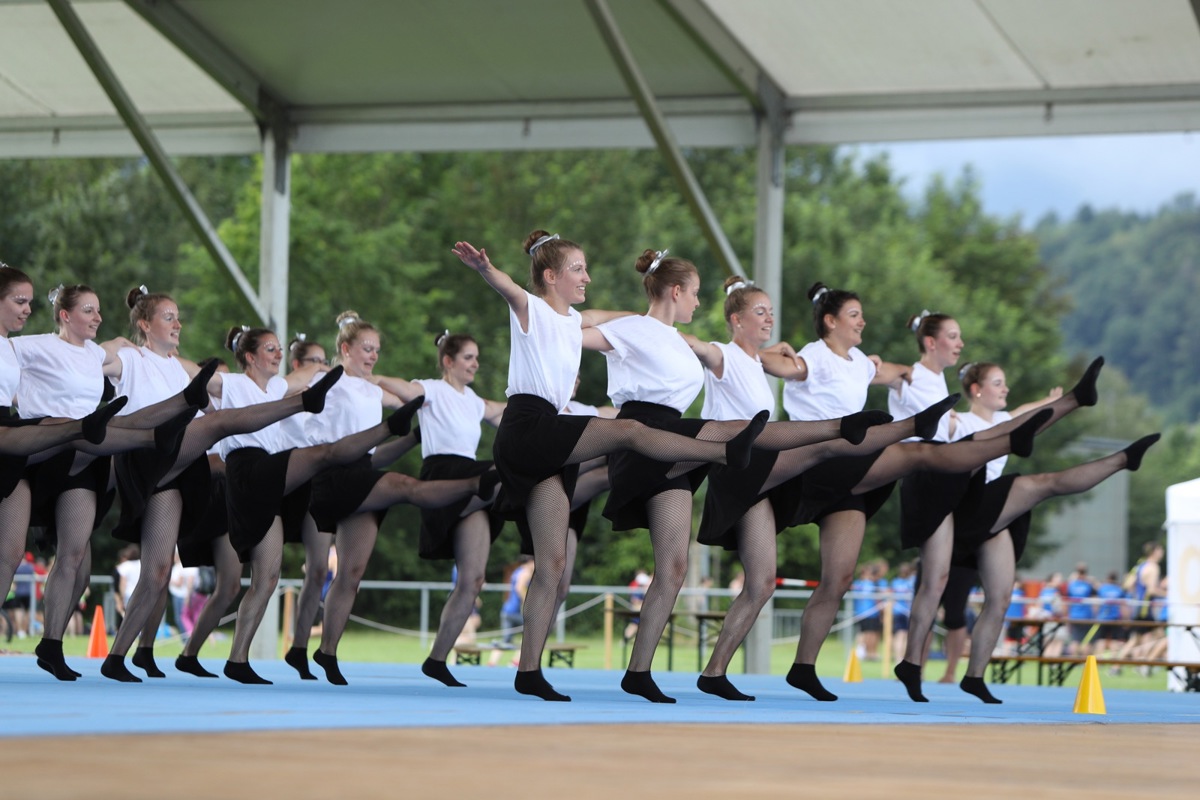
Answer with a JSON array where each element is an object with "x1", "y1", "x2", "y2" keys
[
  {"x1": 161, "y1": 397, "x2": 306, "y2": 484},
  {"x1": 39, "y1": 488, "x2": 98, "y2": 640},
  {"x1": 903, "y1": 516, "x2": 955, "y2": 664},
  {"x1": 794, "y1": 510, "x2": 866, "y2": 665},
  {"x1": 290, "y1": 517, "x2": 332, "y2": 651},
  {"x1": 965, "y1": 530, "x2": 1016, "y2": 678},
  {"x1": 0, "y1": 481, "x2": 32, "y2": 613},
  {"x1": 517, "y1": 476, "x2": 572, "y2": 672},
  {"x1": 111, "y1": 490, "x2": 183, "y2": 656},
  {"x1": 628, "y1": 489, "x2": 693, "y2": 672},
  {"x1": 991, "y1": 452, "x2": 1127, "y2": 534},
  {"x1": 180, "y1": 535, "x2": 242, "y2": 658},
  {"x1": 228, "y1": 522, "x2": 283, "y2": 662},
  {"x1": 318, "y1": 513, "x2": 379, "y2": 655},
  {"x1": 428, "y1": 512, "x2": 492, "y2": 661},
  {"x1": 703, "y1": 499, "x2": 777, "y2": 676}
]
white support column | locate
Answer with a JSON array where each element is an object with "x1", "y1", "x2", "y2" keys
[
  {"x1": 260, "y1": 125, "x2": 292, "y2": 341},
  {"x1": 743, "y1": 83, "x2": 788, "y2": 675}
]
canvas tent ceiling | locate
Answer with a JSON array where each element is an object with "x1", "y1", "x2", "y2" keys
[{"x1": 4, "y1": 0, "x2": 1200, "y2": 159}]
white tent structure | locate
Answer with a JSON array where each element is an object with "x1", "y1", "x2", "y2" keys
[
  {"x1": 1165, "y1": 477, "x2": 1200, "y2": 690},
  {"x1": 6, "y1": 0, "x2": 1200, "y2": 669}
]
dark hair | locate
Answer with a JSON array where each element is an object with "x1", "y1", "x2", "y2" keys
[
  {"x1": 523, "y1": 229, "x2": 584, "y2": 295},
  {"x1": 958, "y1": 361, "x2": 999, "y2": 396},
  {"x1": 126, "y1": 286, "x2": 175, "y2": 345},
  {"x1": 435, "y1": 331, "x2": 477, "y2": 373},
  {"x1": 635, "y1": 248, "x2": 696, "y2": 302},
  {"x1": 907, "y1": 311, "x2": 954, "y2": 354},
  {"x1": 288, "y1": 334, "x2": 323, "y2": 364},
  {"x1": 334, "y1": 310, "x2": 378, "y2": 362},
  {"x1": 722, "y1": 275, "x2": 767, "y2": 329},
  {"x1": 224, "y1": 325, "x2": 273, "y2": 369},
  {"x1": 0, "y1": 263, "x2": 33, "y2": 299},
  {"x1": 51, "y1": 284, "x2": 98, "y2": 331},
  {"x1": 808, "y1": 282, "x2": 859, "y2": 339}
]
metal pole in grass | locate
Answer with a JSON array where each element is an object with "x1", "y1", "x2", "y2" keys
[
  {"x1": 604, "y1": 593, "x2": 614, "y2": 670},
  {"x1": 420, "y1": 587, "x2": 430, "y2": 651}
]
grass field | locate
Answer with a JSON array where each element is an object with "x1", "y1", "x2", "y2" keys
[{"x1": 0, "y1": 621, "x2": 1178, "y2": 692}]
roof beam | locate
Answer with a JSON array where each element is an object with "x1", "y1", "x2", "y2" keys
[
  {"x1": 584, "y1": 0, "x2": 744, "y2": 277},
  {"x1": 47, "y1": 0, "x2": 267, "y2": 324},
  {"x1": 657, "y1": 0, "x2": 773, "y2": 113},
  {"x1": 123, "y1": 0, "x2": 288, "y2": 128}
]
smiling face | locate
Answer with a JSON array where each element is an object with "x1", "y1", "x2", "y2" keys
[
  {"x1": 731, "y1": 290, "x2": 774, "y2": 347},
  {"x1": 972, "y1": 366, "x2": 1009, "y2": 412},
  {"x1": 924, "y1": 317, "x2": 964, "y2": 370},
  {"x1": 245, "y1": 333, "x2": 283, "y2": 379},
  {"x1": 60, "y1": 291, "x2": 103, "y2": 343},
  {"x1": 139, "y1": 299, "x2": 182, "y2": 354},
  {"x1": 340, "y1": 330, "x2": 380, "y2": 377},
  {"x1": 825, "y1": 299, "x2": 865, "y2": 350},
  {"x1": 545, "y1": 247, "x2": 590, "y2": 306},
  {"x1": 443, "y1": 339, "x2": 480, "y2": 386},
  {"x1": 0, "y1": 281, "x2": 33, "y2": 337}
]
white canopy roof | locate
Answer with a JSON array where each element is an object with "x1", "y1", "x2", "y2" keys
[{"x1": 5, "y1": 0, "x2": 1200, "y2": 158}]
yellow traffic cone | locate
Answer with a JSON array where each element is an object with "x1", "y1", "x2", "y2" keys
[
  {"x1": 86, "y1": 606, "x2": 109, "y2": 659},
  {"x1": 1073, "y1": 654, "x2": 1107, "y2": 714},
  {"x1": 843, "y1": 650, "x2": 863, "y2": 683}
]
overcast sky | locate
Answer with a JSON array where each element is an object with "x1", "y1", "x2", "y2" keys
[{"x1": 854, "y1": 131, "x2": 1200, "y2": 226}]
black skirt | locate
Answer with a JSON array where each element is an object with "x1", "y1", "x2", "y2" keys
[
  {"x1": 26, "y1": 451, "x2": 113, "y2": 552},
  {"x1": 790, "y1": 451, "x2": 894, "y2": 526},
  {"x1": 224, "y1": 447, "x2": 312, "y2": 563},
  {"x1": 178, "y1": 470, "x2": 227, "y2": 568},
  {"x1": 951, "y1": 471, "x2": 1032, "y2": 569},
  {"x1": 112, "y1": 447, "x2": 211, "y2": 545},
  {"x1": 491, "y1": 394, "x2": 587, "y2": 517},
  {"x1": 417, "y1": 454, "x2": 502, "y2": 560},
  {"x1": 898, "y1": 465, "x2": 974, "y2": 550},
  {"x1": 309, "y1": 455, "x2": 389, "y2": 533},
  {"x1": 602, "y1": 401, "x2": 709, "y2": 532},
  {"x1": 697, "y1": 449, "x2": 808, "y2": 551}
]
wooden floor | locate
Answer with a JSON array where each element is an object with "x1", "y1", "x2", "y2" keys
[{"x1": 6, "y1": 724, "x2": 1193, "y2": 799}]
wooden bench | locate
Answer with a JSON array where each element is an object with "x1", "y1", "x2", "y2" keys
[
  {"x1": 452, "y1": 645, "x2": 486, "y2": 666},
  {"x1": 546, "y1": 642, "x2": 585, "y2": 669},
  {"x1": 989, "y1": 654, "x2": 1200, "y2": 689}
]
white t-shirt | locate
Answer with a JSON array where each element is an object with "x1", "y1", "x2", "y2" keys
[
  {"x1": 169, "y1": 563, "x2": 197, "y2": 600},
  {"x1": 782, "y1": 339, "x2": 875, "y2": 421},
  {"x1": 116, "y1": 559, "x2": 141, "y2": 605},
  {"x1": 0, "y1": 338, "x2": 20, "y2": 406},
  {"x1": 597, "y1": 314, "x2": 703, "y2": 413},
  {"x1": 111, "y1": 346, "x2": 191, "y2": 415},
  {"x1": 953, "y1": 409, "x2": 1012, "y2": 483},
  {"x1": 216, "y1": 373, "x2": 288, "y2": 459},
  {"x1": 12, "y1": 334, "x2": 106, "y2": 418},
  {"x1": 506, "y1": 292, "x2": 581, "y2": 411},
  {"x1": 701, "y1": 341, "x2": 777, "y2": 422},
  {"x1": 414, "y1": 378, "x2": 485, "y2": 459},
  {"x1": 305, "y1": 373, "x2": 383, "y2": 450},
  {"x1": 888, "y1": 362, "x2": 952, "y2": 443}
]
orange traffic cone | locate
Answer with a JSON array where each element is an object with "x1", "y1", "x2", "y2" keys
[
  {"x1": 86, "y1": 606, "x2": 109, "y2": 658},
  {"x1": 843, "y1": 650, "x2": 863, "y2": 683},
  {"x1": 1073, "y1": 654, "x2": 1106, "y2": 714}
]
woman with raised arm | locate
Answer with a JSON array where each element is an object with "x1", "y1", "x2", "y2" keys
[
  {"x1": 0, "y1": 265, "x2": 132, "y2": 650},
  {"x1": 288, "y1": 314, "x2": 488, "y2": 686},
  {"x1": 208, "y1": 324, "x2": 420, "y2": 684},
  {"x1": 928, "y1": 361, "x2": 1158, "y2": 704},
  {"x1": 777, "y1": 282, "x2": 1053, "y2": 702},
  {"x1": 450, "y1": 231, "x2": 768, "y2": 702},
  {"x1": 99, "y1": 288, "x2": 350, "y2": 682}
]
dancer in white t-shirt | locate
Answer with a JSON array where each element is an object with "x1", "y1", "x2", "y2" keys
[{"x1": 452, "y1": 231, "x2": 767, "y2": 702}]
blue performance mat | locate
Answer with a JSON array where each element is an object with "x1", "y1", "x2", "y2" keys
[{"x1": 2, "y1": 656, "x2": 1197, "y2": 737}]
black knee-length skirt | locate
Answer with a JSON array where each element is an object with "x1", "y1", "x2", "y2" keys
[
  {"x1": 224, "y1": 447, "x2": 312, "y2": 563},
  {"x1": 697, "y1": 449, "x2": 806, "y2": 551},
  {"x1": 898, "y1": 465, "x2": 974, "y2": 550},
  {"x1": 491, "y1": 394, "x2": 587, "y2": 518},
  {"x1": 417, "y1": 454, "x2": 501, "y2": 560},
  {"x1": 26, "y1": 450, "x2": 113, "y2": 552},
  {"x1": 790, "y1": 451, "x2": 894, "y2": 526},
  {"x1": 112, "y1": 446, "x2": 211, "y2": 545},
  {"x1": 602, "y1": 401, "x2": 710, "y2": 532},
  {"x1": 951, "y1": 471, "x2": 1031, "y2": 569},
  {"x1": 178, "y1": 469, "x2": 227, "y2": 568},
  {"x1": 309, "y1": 455, "x2": 389, "y2": 534}
]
